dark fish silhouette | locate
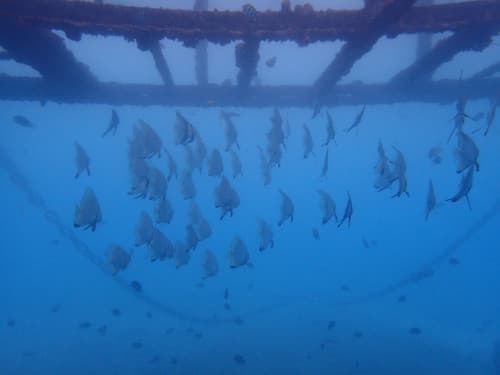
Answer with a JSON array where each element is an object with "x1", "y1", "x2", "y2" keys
[
  {"x1": 447, "y1": 166, "x2": 474, "y2": 210},
  {"x1": 353, "y1": 331, "x2": 364, "y2": 339},
  {"x1": 79, "y1": 321, "x2": 91, "y2": 329},
  {"x1": 50, "y1": 303, "x2": 61, "y2": 313},
  {"x1": 7, "y1": 319, "x2": 16, "y2": 327},
  {"x1": 337, "y1": 191, "x2": 353, "y2": 228},
  {"x1": 111, "y1": 308, "x2": 121, "y2": 317},
  {"x1": 131, "y1": 341, "x2": 143, "y2": 349},
  {"x1": 97, "y1": 325, "x2": 107, "y2": 336},
  {"x1": 409, "y1": 327, "x2": 422, "y2": 335},
  {"x1": 12, "y1": 115, "x2": 34, "y2": 128},
  {"x1": 102, "y1": 109, "x2": 119, "y2": 137},
  {"x1": 449, "y1": 257, "x2": 460, "y2": 265},
  {"x1": 312, "y1": 227, "x2": 320, "y2": 240},
  {"x1": 234, "y1": 354, "x2": 246, "y2": 365},
  {"x1": 344, "y1": 106, "x2": 366, "y2": 133},
  {"x1": 327, "y1": 320, "x2": 336, "y2": 330},
  {"x1": 130, "y1": 280, "x2": 143, "y2": 293},
  {"x1": 397, "y1": 295, "x2": 407, "y2": 303},
  {"x1": 265, "y1": 56, "x2": 277, "y2": 67},
  {"x1": 425, "y1": 179, "x2": 436, "y2": 221}
]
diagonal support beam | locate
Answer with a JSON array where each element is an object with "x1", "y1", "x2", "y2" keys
[
  {"x1": 313, "y1": 0, "x2": 418, "y2": 99},
  {"x1": 390, "y1": 27, "x2": 497, "y2": 86},
  {"x1": 0, "y1": 21, "x2": 95, "y2": 87},
  {"x1": 136, "y1": 36, "x2": 174, "y2": 87},
  {"x1": 470, "y1": 60, "x2": 500, "y2": 81}
]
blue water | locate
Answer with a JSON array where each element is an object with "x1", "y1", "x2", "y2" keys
[{"x1": 1, "y1": 1, "x2": 500, "y2": 375}]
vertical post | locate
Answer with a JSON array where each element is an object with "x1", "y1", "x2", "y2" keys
[
  {"x1": 415, "y1": 0, "x2": 433, "y2": 60},
  {"x1": 194, "y1": 0, "x2": 208, "y2": 86}
]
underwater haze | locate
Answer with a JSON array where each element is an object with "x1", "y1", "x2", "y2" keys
[{"x1": 1, "y1": 1, "x2": 500, "y2": 374}]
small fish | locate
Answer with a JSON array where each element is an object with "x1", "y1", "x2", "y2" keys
[
  {"x1": 337, "y1": 191, "x2": 353, "y2": 228},
  {"x1": 341, "y1": 284, "x2": 351, "y2": 292},
  {"x1": 278, "y1": 189, "x2": 294, "y2": 226},
  {"x1": 344, "y1": 106, "x2": 366, "y2": 133},
  {"x1": 79, "y1": 321, "x2": 91, "y2": 329},
  {"x1": 425, "y1": 179, "x2": 436, "y2": 221},
  {"x1": 428, "y1": 146, "x2": 442, "y2": 164},
  {"x1": 322, "y1": 112, "x2": 336, "y2": 146},
  {"x1": 362, "y1": 237, "x2": 370, "y2": 249},
  {"x1": 397, "y1": 295, "x2": 407, "y2": 303},
  {"x1": 130, "y1": 280, "x2": 143, "y2": 293},
  {"x1": 107, "y1": 244, "x2": 131, "y2": 275},
  {"x1": 484, "y1": 98, "x2": 497, "y2": 136},
  {"x1": 234, "y1": 317, "x2": 244, "y2": 326},
  {"x1": 111, "y1": 308, "x2": 121, "y2": 317},
  {"x1": 353, "y1": 331, "x2": 364, "y2": 339},
  {"x1": 50, "y1": 304, "x2": 61, "y2": 313},
  {"x1": 449, "y1": 257, "x2": 460, "y2": 265},
  {"x1": 447, "y1": 166, "x2": 474, "y2": 210},
  {"x1": 265, "y1": 56, "x2": 277, "y2": 68},
  {"x1": 193, "y1": 332, "x2": 203, "y2": 339},
  {"x1": 317, "y1": 190, "x2": 337, "y2": 224},
  {"x1": 131, "y1": 341, "x2": 143, "y2": 349},
  {"x1": 102, "y1": 109, "x2": 119, "y2": 137},
  {"x1": 74, "y1": 187, "x2": 101, "y2": 231},
  {"x1": 312, "y1": 227, "x2": 319, "y2": 240},
  {"x1": 97, "y1": 325, "x2": 107, "y2": 336},
  {"x1": 302, "y1": 124, "x2": 314, "y2": 159},
  {"x1": 202, "y1": 249, "x2": 219, "y2": 279},
  {"x1": 149, "y1": 355, "x2": 161, "y2": 364},
  {"x1": 12, "y1": 115, "x2": 34, "y2": 128},
  {"x1": 234, "y1": 354, "x2": 246, "y2": 365},
  {"x1": 320, "y1": 149, "x2": 328, "y2": 178},
  {"x1": 170, "y1": 356, "x2": 178, "y2": 365},
  {"x1": 242, "y1": 3, "x2": 257, "y2": 21},
  {"x1": 409, "y1": 327, "x2": 422, "y2": 336},
  {"x1": 74, "y1": 142, "x2": 91, "y2": 179},
  {"x1": 455, "y1": 131, "x2": 479, "y2": 173},
  {"x1": 327, "y1": 320, "x2": 336, "y2": 330},
  {"x1": 257, "y1": 218, "x2": 274, "y2": 252},
  {"x1": 228, "y1": 236, "x2": 251, "y2": 268},
  {"x1": 7, "y1": 319, "x2": 16, "y2": 327}
]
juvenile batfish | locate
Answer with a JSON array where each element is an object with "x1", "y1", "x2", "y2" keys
[
  {"x1": 134, "y1": 211, "x2": 154, "y2": 246},
  {"x1": 278, "y1": 189, "x2": 294, "y2": 226},
  {"x1": 322, "y1": 111, "x2": 336, "y2": 146},
  {"x1": 484, "y1": 98, "x2": 497, "y2": 136},
  {"x1": 148, "y1": 227, "x2": 173, "y2": 261},
  {"x1": 447, "y1": 166, "x2": 474, "y2": 210},
  {"x1": 202, "y1": 249, "x2": 219, "y2": 279},
  {"x1": 220, "y1": 110, "x2": 240, "y2": 151},
  {"x1": 179, "y1": 170, "x2": 196, "y2": 200},
  {"x1": 174, "y1": 111, "x2": 196, "y2": 146},
  {"x1": 147, "y1": 167, "x2": 167, "y2": 201},
  {"x1": 317, "y1": 190, "x2": 337, "y2": 224},
  {"x1": 173, "y1": 241, "x2": 190, "y2": 269},
  {"x1": 74, "y1": 142, "x2": 90, "y2": 179},
  {"x1": 228, "y1": 236, "x2": 251, "y2": 268},
  {"x1": 303, "y1": 124, "x2": 314, "y2": 159},
  {"x1": 165, "y1": 150, "x2": 178, "y2": 181},
  {"x1": 337, "y1": 191, "x2": 353, "y2": 228},
  {"x1": 185, "y1": 224, "x2": 199, "y2": 252},
  {"x1": 194, "y1": 133, "x2": 207, "y2": 173},
  {"x1": 455, "y1": 131, "x2": 479, "y2": 173},
  {"x1": 392, "y1": 173, "x2": 410, "y2": 198},
  {"x1": 214, "y1": 176, "x2": 240, "y2": 220},
  {"x1": 344, "y1": 105, "x2": 366, "y2": 133},
  {"x1": 230, "y1": 149, "x2": 243, "y2": 178},
  {"x1": 207, "y1": 149, "x2": 224, "y2": 177},
  {"x1": 425, "y1": 179, "x2": 436, "y2": 221},
  {"x1": 102, "y1": 109, "x2": 119, "y2": 137},
  {"x1": 107, "y1": 244, "x2": 131, "y2": 275},
  {"x1": 196, "y1": 217, "x2": 212, "y2": 241},
  {"x1": 74, "y1": 187, "x2": 101, "y2": 231},
  {"x1": 320, "y1": 149, "x2": 329, "y2": 178},
  {"x1": 258, "y1": 146, "x2": 272, "y2": 185},
  {"x1": 154, "y1": 198, "x2": 173, "y2": 224},
  {"x1": 257, "y1": 218, "x2": 274, "y2": 251}
]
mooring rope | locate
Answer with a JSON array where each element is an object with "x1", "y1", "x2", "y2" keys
[{"x1": 1, "y1": 144, "x2": 498, "y2": 322}]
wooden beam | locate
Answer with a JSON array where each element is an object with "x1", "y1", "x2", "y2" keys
[
  {"x1": 1, "y1": 75, "x2": 498, "y2": 108},
  {"x1": 313, "y1": 0, "x2": 418, "y2": 98},
  {"x1": 391, "y1": 27, "x2": 496, "y2": 86},
  {"x1": 0, "y1": 0, "x2": 499, "y2": 46}
]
